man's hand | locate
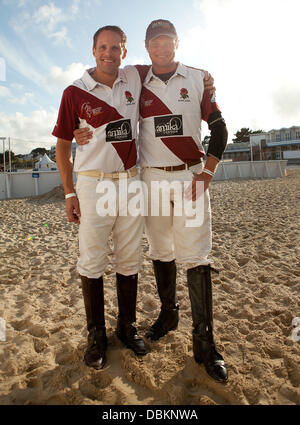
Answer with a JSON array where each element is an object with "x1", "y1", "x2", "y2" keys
[
  {"x1": 185, "y1": 171, "x2": 213, "y2": 201},
  {"x1": 66, "y1": 196, "x2": 81, "y2": 224},
  {"x1": 74, "y1": 127, "x2": 93, "y2": 145}
]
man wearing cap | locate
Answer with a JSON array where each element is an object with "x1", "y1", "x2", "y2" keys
[
  {"x1": 74, "y1": 20, "x2": 228, "y2": 382},
  {"x1": 140, "y1": 19, "x2": 228, "y2": 383},
  {"x1": 53, "y1": 25, "x2": 148, "y2": 371}
]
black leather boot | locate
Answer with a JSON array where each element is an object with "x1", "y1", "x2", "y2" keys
[
  {"x1": 81, "y1": 275, "x2": 107, "y2": 370},
  {"x1": 146, "y1": 260, "x2": 179, "y2": 341},
  {"x1": 115, "y1": 273, "x2": 147, "y2": 355},
  {"x1": 187, "y1": 265, "x2": 228, "y2": 383}
]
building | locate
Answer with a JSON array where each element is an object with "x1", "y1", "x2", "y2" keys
[
  {"x1": 222, "y1": 126, "x2": 300, "y2": 162},
  {"x1": 222, "y1": 142, "x2": 251, "y2": 161}
]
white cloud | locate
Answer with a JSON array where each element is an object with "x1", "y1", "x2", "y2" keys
[
  {"x1": 48, "y1": 27, "x2": 70, "y2": 46},
  {"x1": 9, "y1": 92, "x2": 34, "y2": 105},
  {"x1": 0, "y1": 35, "x2": 45, "y2": 87},
  {"x1": 0, "y1": 84, "x2": 34, "y2": 104},
  {"x1": 0, "y1": 109, "x2": 58, "y2": 154},
  {"x1": 178, "y1": 0, "x2": 300, "y2": 139},
  {"x1": 10, "y1": 83, "x2": 24, "y2": 90},
  {"x1": 0, "y1": 85, "x2": 12, "y2": 97},
  {"x1": 10, "y1": 1, "x2": 81, "y2": 46},
  {"x1": 46, "y1": 62, "x2": 91, "y2": 87},
  {"x1": 33, "y1": 2, "x2": 66, "y2": 31}
]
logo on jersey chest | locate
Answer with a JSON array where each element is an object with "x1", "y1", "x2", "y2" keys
[
  {"x1": 154, "y1": 115, "x2": 183, "y2": 137},
  {"x1": 106, "y1": 119, "x2": 132, "y2": 142},
  {"x1": 141, "y1": 98, "x2": 153, "y2": 107},
  {"x1": 178, "y1": 88, "x2": 190, "y2": 102},
  {"x1": 125, "y1": 91, "x2": 135, "y2": 105},
  {"x1": 81, "y1": 101, "x2": 103, "y2": 118}
]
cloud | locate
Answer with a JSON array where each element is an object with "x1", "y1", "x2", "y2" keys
[
  {"x1": 0, "y1": 84, "x2": 34, "y2": 105},
  {"x1": 10, "y1": 1, "x2": 81, "y2": 47},
  {"x1": 45, "y1": 62, "x2": 91, "y2": 87},
  {"x1": 9, "y1": 92, "x2": 34, "y2": 105},
  {"x1": 0, "y1": 35, "x2": 45, "y2": 87},
  {"x1": 10, "y1": 83, "x2": 24, "y2": 90},
  {"x1": 178, "y1": 0, "x2": 300, "y2": 139},
  {"x1": 48, "y1": 27, "x2": 70, "y2": 46},
  {"x1": 0, "y1": 109, "x2": 58, "y2": 154},
  {"x1": 0, "y1": 85, "x2": 12, "y2": 97},
  {"x1": 33, "y1": 2, "x2": 67, "y2": 31}
]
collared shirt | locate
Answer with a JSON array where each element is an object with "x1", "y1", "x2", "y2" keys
[
  {"x1": 52, "y1": 66, "x2": 143, "y2": 172},
  {"x1": 138, "y1": 62, "x2": 221, "y2": 168}
]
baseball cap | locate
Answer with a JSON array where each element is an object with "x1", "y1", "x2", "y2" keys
[{"x1": 145, "y1": 19, "x2": 178, "y2": 43}]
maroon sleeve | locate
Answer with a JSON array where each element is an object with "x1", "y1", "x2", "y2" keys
[
  {"x1": 200, "y1": 70, "x2": 221, "y2": 122},
  {"x1": 134, "y1": 65, "x2": 151, "y2": 83},
  {"x1": 52, "y1": 86, "x2": 79, "y2": 141}
]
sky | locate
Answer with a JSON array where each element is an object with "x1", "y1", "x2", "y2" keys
[{"x1": 0, "y1": 0, "x2": 299, "y2": 154}]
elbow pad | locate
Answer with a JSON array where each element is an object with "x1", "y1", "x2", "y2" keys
[{"x1": 206, "y1": 112, "x2": 228, "y2": 160}]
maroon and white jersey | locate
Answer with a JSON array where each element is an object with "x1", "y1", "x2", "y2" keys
[
  {"x1": 138, "y1": 63, "x2": 221, "y2": 167},
  {"x1": 52, "y1": 66, "x2": 143, "y2": 172}
]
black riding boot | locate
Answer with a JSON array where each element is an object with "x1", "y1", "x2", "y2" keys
[
  {"x1": 81, "y1": 275, "x2": 107, "y2": 370},
  {"x1": 146, "y1": 260, "x2": 179, "y2": 341},
  {"x1": 115, "y1": 273, "x2": 147, "y2": 355},
  {"x1": 187, "y1": 265, "x2": 228, "y2": 383}
]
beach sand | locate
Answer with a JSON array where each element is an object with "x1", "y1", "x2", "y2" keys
[{"x1": 0, "y1": 169, "x2": 299, "y2": 405}]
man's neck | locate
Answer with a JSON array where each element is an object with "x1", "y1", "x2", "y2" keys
[
  {"x1": 91, "y1": 68, "x2": 118, "y2": 88},
  {"x1": 152, "y1": 61, "x2": 178, "y2": 76}
]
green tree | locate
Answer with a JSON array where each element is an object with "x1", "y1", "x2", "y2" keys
[
  {"x1": 30, "y1": 147, "x2": 49, "y2": 158},
  {"x1": 0, "y1": 150, "x2": 16, "y2": 163},
  {"x1": 233, "y1": 128, "x2": 264, "y2": 143}
]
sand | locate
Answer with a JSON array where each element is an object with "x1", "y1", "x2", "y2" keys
[{"x1": 0, "y1": 169, "x2": 299, "y2": 405}]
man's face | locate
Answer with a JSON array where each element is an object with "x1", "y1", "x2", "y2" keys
[
  {"x1": 93, "y1": 30, "x2": 127, "y2": 76},
  {"x1": 146, "y1": 35, "x2": 177, "y2": 70}
]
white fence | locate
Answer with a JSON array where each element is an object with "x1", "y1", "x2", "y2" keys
[
  {"x1": 0, "y1": 170, "x2": 75, "y2": 200},
  {"x1": 213, "y1": 160, "x2": 287, "y2": 181},
  {"x1": 0, "y1": 160, "x2": 288, "y2": 200}
]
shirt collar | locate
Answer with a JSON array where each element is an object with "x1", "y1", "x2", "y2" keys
[
  {"x1": 144, "y1": 62, "x2": 187, "y2": 84},
  {"x1": 81, "y1": 67, "x2": 127, "y2": 91}
]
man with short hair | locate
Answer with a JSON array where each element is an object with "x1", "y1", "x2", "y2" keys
[
  {"x1": 53, "y1": 26, "x2": 148, "y2": 370},
  {"x1": 138, "y1": 19, "x2": 228, "y2": 383},
  {"x1": 74, "y1": 20, "x2": 228, "y2": 382}
]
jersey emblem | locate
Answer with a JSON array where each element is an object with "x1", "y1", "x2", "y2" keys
[
  {"x1": 143, "y1": 99, "x2": 153, "y2": 107},
  {"x1": 154, "y1": 115, "x2": 183, "y2": 137},
  {"x1": 81, "y1": 101, "x2": 103, "y2": 118},
  {"x1": 125, "y1": 91, "x2": 135, "y2": 104},
  {"x1": 178, "y1": 88, "x2": 190, "y2": 102},
  {"x1": 106, "y1": 119, "x2": 132, "y2": 142}
]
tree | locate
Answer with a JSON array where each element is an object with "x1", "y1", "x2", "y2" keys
[
  {"x1": 30, "y1": 147, "x2": 49, "y2": 158},
  {"x1": 233, "y1": 128, "x2": 264, "y2": 143},
  {"x1": 0, "y1": 150, "x2": 16, "y2": 163}
]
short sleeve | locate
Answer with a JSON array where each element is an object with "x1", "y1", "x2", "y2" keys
[{"x1": 52, "y1": 87, "x2": 78, "y2": 141}]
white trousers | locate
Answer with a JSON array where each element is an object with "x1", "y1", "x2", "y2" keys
[
  {"x1": 141, "y1": 167, "x2": 212, "y2": 267},
  {"x1": 76, "y1": 174, "x2": 144, "y2": 279}
]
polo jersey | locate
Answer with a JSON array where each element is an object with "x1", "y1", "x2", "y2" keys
[
  {"x1": 138, "y1": 62, "x2": 221, "y2": 167},
  {"x1": 52, "y1": 66, "x2": 146, "y2": 172}
]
